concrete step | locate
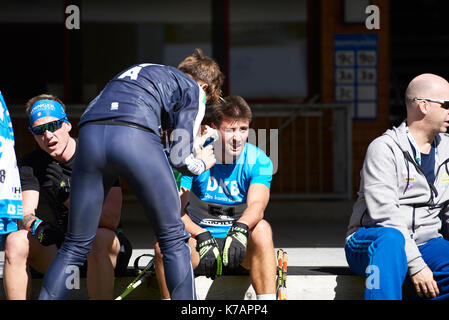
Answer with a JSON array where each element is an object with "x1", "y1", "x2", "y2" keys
[
  {"x1": 0, "y1": 248, "x2": 417, "y2": 300},
  {"x1": 126, "y1": 248, "x2": 415, "y2": 300}
]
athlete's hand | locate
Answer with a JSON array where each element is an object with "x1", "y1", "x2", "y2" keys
[
  {"x1": 198, "y1": 125, "x2": 219, "y2": 145},
  {"x1": 195, "y1": 145, "x2": 216, "y2": 171},
  {"x1": 194, "y1": 126, "x2": 218, "y2": 171},
  {"x1": 44, "y1": 162, "x2": 71, "y2": 203},
  {"x1": 32, "y1": 219, "x2": 65, "y2": 247},
  {"x1": 222, "y1": 221, "x2": 249, "y2": 269},
  {"x1": 411, "y1": 266, "x2": 439, "y2": 298},
  {"x1": 195, "y1": 231, "x2": 222, "y2": 279}
]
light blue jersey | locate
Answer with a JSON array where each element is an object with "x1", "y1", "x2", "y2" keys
[
  {"x1": 181, "y1": 143, "x2": 273, "y2": 238},
  {"x1": 0, "y1": 92, "x2": 23, "y2": 236}
]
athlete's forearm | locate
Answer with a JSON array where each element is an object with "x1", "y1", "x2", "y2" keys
[
  {"x1": 237, "y1": 203, "x2": 265, "y2": 230},
  {"x1": 238, "y1": 183, "x2": 270, "y2": 230},
  {"x1": 182, "y1": 213, "x2": 206, "y2": 237},
  {"x1": 20, "y1": 190, "x2": 40, "y2": 230}
]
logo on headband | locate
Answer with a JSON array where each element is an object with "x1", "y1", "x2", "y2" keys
[{"x1": 29, "y1": 99, "x2": 68, "y2": 127}]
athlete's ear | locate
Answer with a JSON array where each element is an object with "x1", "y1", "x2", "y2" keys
[
  {"x1": 211, "y1": 122, "x2": 217, "y2": 129},
  {"x1": 416, "y1": 100, "x2": 429, "y2": 115},
  {"x1": 64, "y1": 122, "x2": 72, "y2": 133}
]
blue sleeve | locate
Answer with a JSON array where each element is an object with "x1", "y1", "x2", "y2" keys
[
  {"x1": 180, "y1": 174, "x2": 193, "y2": 190},
  {"x1": 250, "y1": 151, "x2": 273, "y2": 189}
]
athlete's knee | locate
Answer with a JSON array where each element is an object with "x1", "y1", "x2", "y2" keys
[
  {"x1": 249, "y1": 219, "x2": 273, "y2": 248},
  {"x1": 157, "y1": 229, "x2": 190, "y2": 253},
  {"x1": 5, "y1": 230, "x2": 30, "y2": 263},
  {"x1": 60, "y1": 234, "x2": 95, "y2": 263},
  {"x1": 377, "y1": 227, "x2": 405, "y2": 249},
  {"x1": 89, "y1": 228, "x2": 120, "y2": 259}
]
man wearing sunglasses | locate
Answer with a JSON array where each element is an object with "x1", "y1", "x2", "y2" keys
[
  {"x1": 345, "y1": 73, "x2": 449, "y2": 300},
  {"x1": 3, "y1": 94, "x2": 131, "y2": 300}
]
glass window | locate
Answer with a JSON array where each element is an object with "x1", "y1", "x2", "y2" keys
[
  {"x1": 0, "y1": 1, "x2": 65, "y2": 102},
  {"x1": 81, "y1": 0, "x2": 212, "y2": 103},
  {"x1": 229, "y1": 0, "x2": 308, "y2": 100}
]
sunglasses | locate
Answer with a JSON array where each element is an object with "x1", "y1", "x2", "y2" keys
[
  {"x1": 29, "y1": 118, "x2": 66, "y2": 135},
  {"x1": 413, "y1": 97, "x2": 449, "y2": 109}
]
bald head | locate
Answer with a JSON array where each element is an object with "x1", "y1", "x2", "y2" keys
[{"x1": 405, "y1": 73, "x2": 449, "y2": 108}]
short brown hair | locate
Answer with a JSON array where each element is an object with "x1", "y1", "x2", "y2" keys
[
  {"x1": 210, "y1": 96, "x2": 252, "y2": 127},
  {"x1": 178, "y1": 48, "x2": 224, "y2": 105},
  {"x1": 25, "y1": 94, "x2": 66, "y2": 115}
]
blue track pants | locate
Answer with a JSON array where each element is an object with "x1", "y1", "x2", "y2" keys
[
  {"x1": 346, "y1": 226, "x2": 449, "y2": 300},
  {"x1": 345, "y1": 227, "x2": 408, "y2": 300},
  {"x1": 39, "y1": 124, "x2": 195, "y2": 299}
]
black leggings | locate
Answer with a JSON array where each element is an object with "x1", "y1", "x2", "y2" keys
[{"x1": 39, "y1": 124, "x2": 195, "y2": 299}]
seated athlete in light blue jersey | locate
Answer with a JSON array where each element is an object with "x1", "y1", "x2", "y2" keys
[{"x1": 155, "y1": 96, "x2": 276, "y2": 300}]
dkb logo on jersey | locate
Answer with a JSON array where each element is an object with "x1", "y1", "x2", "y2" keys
[{"x1": 207, "y1": 177, "x2": 239, "y2": 197}]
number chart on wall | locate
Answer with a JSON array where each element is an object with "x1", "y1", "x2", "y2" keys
[{"x1": 334, "y1": 34, "x2": 378, "y2": 120}]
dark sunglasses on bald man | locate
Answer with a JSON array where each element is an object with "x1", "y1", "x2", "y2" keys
[
  {"x1": 28, "y1": 118, "x2": 66, "y2": 135},
  {"x1": 413, "y1": 97, "x2": 449, "y2": 109}
]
